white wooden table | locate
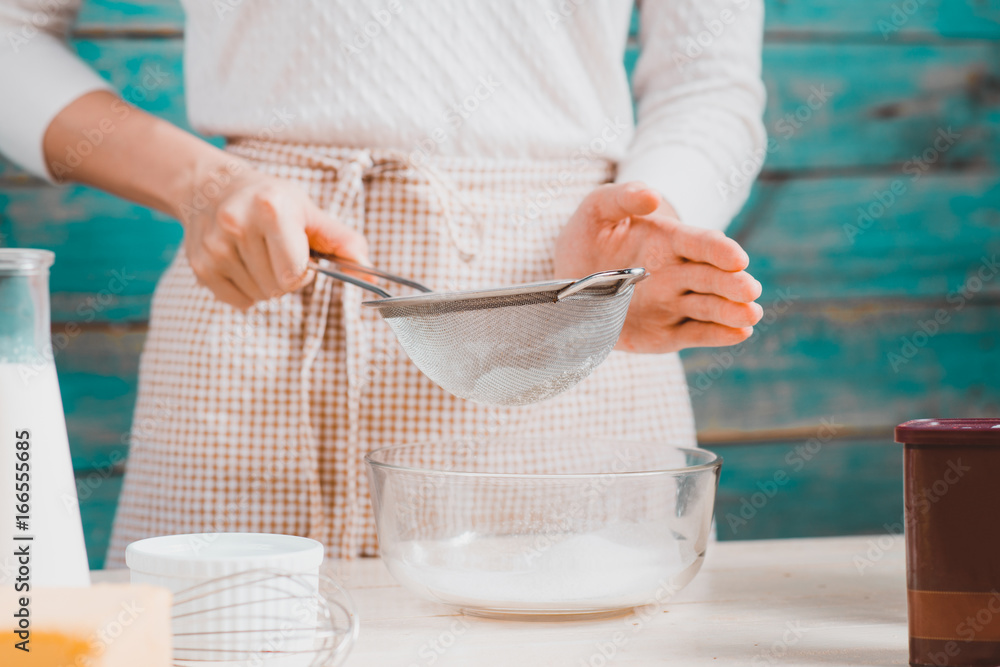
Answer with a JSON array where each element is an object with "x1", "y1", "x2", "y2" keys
[{"x1": 97, "y1": 536, "x2": 909, "y2": 666}]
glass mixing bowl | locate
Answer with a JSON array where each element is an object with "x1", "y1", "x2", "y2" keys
[{"x1": 365, "y1": 440, "x2": 721, "y2": 620}]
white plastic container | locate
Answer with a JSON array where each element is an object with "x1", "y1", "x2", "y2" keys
[{"x1": 126, "y1": 533, "x2": 325, "y2": 667}]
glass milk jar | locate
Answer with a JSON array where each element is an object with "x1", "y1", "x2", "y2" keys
[{"x1": 0, "y1": 248, "x2": 90, "y2": 587}]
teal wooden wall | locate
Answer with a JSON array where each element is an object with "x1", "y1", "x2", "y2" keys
[{"x1": 1, "y1": 1, "x2": 998, "y2": 568}]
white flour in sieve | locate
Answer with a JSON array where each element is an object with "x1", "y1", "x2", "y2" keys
[
  {"x1": 388, "y1": 528, "x2": 696, "y2": 609},
  {"x1": 470, "y1": 353, "x2": 604, "y2": 405}
]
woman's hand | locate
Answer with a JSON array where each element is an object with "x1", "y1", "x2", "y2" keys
[
  {"x1": 555, "y1": 182, "x2": 763, "y2": 354},
  {"x1": 180, "y1": 166, "x2": 370, "y2": 309},
  {"x1": 41, "y1": 90, "x2": 369, "y2": 311}
]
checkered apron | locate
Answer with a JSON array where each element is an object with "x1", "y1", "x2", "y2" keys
[{"x1": 104, "y1": 139, "x2": 697, "y2": 566}]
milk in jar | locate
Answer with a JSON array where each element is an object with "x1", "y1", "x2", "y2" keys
[{"x1": 0, "y1": 249, "x2": 90, "y2": 588}]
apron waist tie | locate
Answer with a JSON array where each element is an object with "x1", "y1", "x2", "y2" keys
[{"x1": 259, "y1": 145, "x2": 486, "y2": 554}]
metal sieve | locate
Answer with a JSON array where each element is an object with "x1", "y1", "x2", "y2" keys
[{"x1": 309, "y1": 254, "x2": 646, "y2": 406}]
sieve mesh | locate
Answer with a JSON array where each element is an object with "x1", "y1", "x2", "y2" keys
[{"x1": 372, "y1": 284, "x2": 636, "y2": 406}]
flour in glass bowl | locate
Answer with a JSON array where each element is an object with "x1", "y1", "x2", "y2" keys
[{"x1": 386, "y1": 526, "x2": 700, "y2": 612}]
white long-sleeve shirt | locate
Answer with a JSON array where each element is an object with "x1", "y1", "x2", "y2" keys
[{"x1": 0, "y1": 0, "x2": 765, "y2": 230}]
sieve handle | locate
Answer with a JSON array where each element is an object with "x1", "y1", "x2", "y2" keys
[
  {"x1": 310, "y1": 251, "x2": 433, "y2": 293},
  {"x1": 308, "y1": 259, "x2": 393, "y2": 299},
  {"x1": 556, "y1": 267, "x2": 647, "y2": 300}
]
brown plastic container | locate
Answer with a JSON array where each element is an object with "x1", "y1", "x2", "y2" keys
[{"x1": 895, "y1": 419, "x2": 1000, "y2": 667}]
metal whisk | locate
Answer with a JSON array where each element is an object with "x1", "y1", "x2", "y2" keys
[
  {"x1": 169, "y1": 568, "x2": 358, "y2": 667},
  {"x1": 309, "y1": 253, "x2": 647, "y2": 406}
]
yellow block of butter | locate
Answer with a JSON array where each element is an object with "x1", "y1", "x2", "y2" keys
[{"x1": 2, "y1": 583, "x2": 171, "y2": 666}]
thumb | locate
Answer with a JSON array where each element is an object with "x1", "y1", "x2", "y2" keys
[
  {"x1": 305, "y1": 207, "x2": 370, "y2": 265},
  {"x1": 591, "y1": 182, "x2": 661, "y2": 222}
]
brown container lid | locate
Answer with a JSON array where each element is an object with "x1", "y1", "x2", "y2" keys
[{"x1": 895, "y1": 418, "x2": 1000, "y2": 446}]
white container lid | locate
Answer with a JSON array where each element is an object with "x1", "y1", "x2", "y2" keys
[{"x1": 126, "y1": 533, "x2": 325, "y2": 578}]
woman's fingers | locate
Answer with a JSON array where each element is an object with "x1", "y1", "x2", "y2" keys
[
  {"x1": 185, "y1": 172, "x2": 375, "y2": 306},
  {"x1": 680, "y1": 293, "x2": 763, "y2": 328},
  {"x1": 672, "y1": 319, "x2": 755, "y2": 349},
  {"x1": 197, "y1": 227, "x2": 267, "y2": 302},
  {"x1": 205, "y1": 236, "x2": 266, "y2": 302},
  {"x1": 191, "y1": 264, "x2": 255, "y2": 310},
  {"x1": 679, "y1": 262, "x2": 762, "y2": 303},
  {"x1": 238, "y1": 234, "x2": 281, "y2": 300},
  {"x1": 305, "y1": 206, "x2": 369, "y2": 261},
  {"x1": 223, "y1": 260, "x2": 267, "y2": 303},
  {"x1": 303, "y1": 206, "x2": 372, "y2": 282},
  {"x1": 235, "y1": 187, "x2": 312, "y2": 292},
  {"x1": 670, "y1": 225, "x2": 749, "y2": 272}
]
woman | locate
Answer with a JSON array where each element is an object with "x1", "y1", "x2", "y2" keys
[{"x1": 0, "y1": 0, "x2": 765, "y2": 565}]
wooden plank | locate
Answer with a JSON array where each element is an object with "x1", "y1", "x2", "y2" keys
[
  {"x1": 75, "y1": 0, "x2": 184, "y2": 36},
  {"x1": 682, "y1": 300, "x2": 1000, "y2": 435},
  {"x1": 735, "y1": 172, "x2": 1000, "y2": 302},
  {"x1": 704, "y1": 438, "x2": 903, "y2": 541},
  {"x1": 57, "y1": 300, "x2": 1000, "y2": 471},
  {"x1": 757, "y1": 42, "x2": 1000, "y2": 171},
  {"x1": 618, "y1": 41, "x2": 999, "y2": 171},
  {"x1": 764, "y1": 0, "x2": 1000, "y2": 40},
  {"x1": 0, "y1": 184, "x2": 182, "y2": 322},
  {"x1": 725, "y1": 174, "x2": 773, "y2": 242},
  {"x1": 56, "y1": 327, "x2": 146, "y2": 470},
  {"x1": 4, "y1": 35, "x2": 999, "y2": 179},
  {"x1": 70, "y1": 0, "x2": 1000, "y2": 40},
  {"x1": 76, "y1": 471, "x2": 122, "y2": 570},
  {"x1": 0, "y1": 171, "x2": 992, "y2": 325},
  {"x1": 71, "y1": 37, "x2": 189, "y2": 127}
]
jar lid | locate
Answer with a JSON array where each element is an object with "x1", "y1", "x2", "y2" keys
[
  {"x1": 895, "y1": 419, "x2": 1000, "y2": 446},
  {"x1": 0, "y1": 248, "x2": 54, "y2": 274},
  {"x1": 125, "y1": 533, "x2": 324, "y2": 578}
]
